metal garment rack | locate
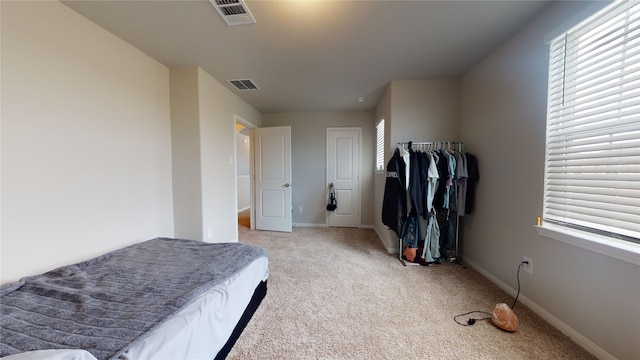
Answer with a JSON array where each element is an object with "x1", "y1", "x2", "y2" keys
[
  {"x1": 396, "y1": 140, "x2": 464, "y2": 152},
  {"x1": 396, "y1": 140, "x2": 465, "y2": 267}
]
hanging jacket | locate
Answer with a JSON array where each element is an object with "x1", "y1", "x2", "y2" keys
[
  {"x1": 465, "y1": 152, "x2": 480, "y2": 215},
  {"x1": 401, "y1": 212, "x2": 419, "y2": 247},
  {"x1": 421, "y1": 213, "x2": 441, "y2": 263},
  {"x1": 453, "y1": 151, "x2": 468, "y2": 215},
  {"x1": 432, "y1": 150, "x2": 449, "y2": 210},
  {"x1": 408, "y1": 148, "x2": 425, "y2": 217},
  {"x1": 439, "y1": 213, "x2": 456, "y2": 259},
  {"x1": 424, "y1": 151, "x2": 440, "y2": 214},
  {"x1": 382, "y1": 149, "x2": 407, "y2": 236},
  {"x1": 418, "y1": 152, "x2": 431, "y2": 219}
]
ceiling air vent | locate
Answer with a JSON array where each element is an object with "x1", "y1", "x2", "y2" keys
[
  {"x1": 228, "y1": 79, "x2": 260, "y2": 91},
  {"x1": 209, "y1": 0, "x2": 256, "y2": 26}
]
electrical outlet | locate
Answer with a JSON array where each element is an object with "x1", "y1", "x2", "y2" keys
[
  {"x1": 207, "y1": 228, "x2": 213, "y2": 239},
  {"x1": 522, "y1": 257, "x2": 533, "y2": 274},
  {"x1": 299, "y1": 206, "x2": 303, "y2": 214}
]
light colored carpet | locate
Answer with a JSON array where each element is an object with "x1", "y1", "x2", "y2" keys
[{"x1": 229, "y1": 226, "x2": 596, "y2": 360}]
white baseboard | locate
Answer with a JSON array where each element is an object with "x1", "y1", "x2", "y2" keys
[
  {"x1": 461, "y1": 256, "x2": 617, "y2": 360},
  {"x1": 373, "y1": 226, "x2": 397, "y2": 253},
  {"x1": 237, "y1": 206, "x2": 250, "y2": 213},
  {"x1": 293, "y1": 223, "x2": 328, "y2": 228}
]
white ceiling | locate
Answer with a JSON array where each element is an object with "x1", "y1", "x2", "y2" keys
[{"x1": 61, "y1": 0, "x2": 552, "y2": 113}]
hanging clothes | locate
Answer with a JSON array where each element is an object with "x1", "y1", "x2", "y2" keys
[
  {"x1": 408, "y1": 148, "x2": 425, "y2": 217},
  {"x1": 400, "y1": 145, "x2": 410, "y2": 191},
  {"x1": 383, "y1": 141, "x2": 478, "y2": 266},
  {"x1": 453, "y1": 151, "x2": 468, "y2": 215},
  {"x1": 444, "y1": 150, "x2": 457, "y2": 210},
  {"x1": 424, "y1": 151, "x2": 440, "y2": 214},
  {"x1": 418, "y1": 152, "x2": 430, "y2": 219},
  {"x1": 401, "y1": 212, "x2": 419, "y2": 248},
  {"x1": 382, "y1": 148, "x2": 407, "y2": 236},
  {"x1": 464, "y1": 152, "x2": 479, "y2": 215},
  {"x1": 439, "y1": 211, "x2": 455, "y2": 260},
  {"x1": 432, "y1": 150, "x2": 449, "y2": 211},
  {"x1": 421, "y1": 212, "x2": 440, "y2": 263}
]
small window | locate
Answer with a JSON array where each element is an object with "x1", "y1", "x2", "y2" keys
[
  {"x1": 376, "y1": 118, "x2": 385, "y2": 171},
  {"x1": 543, "y1": 1, "x2": 640, "y2": 242}
]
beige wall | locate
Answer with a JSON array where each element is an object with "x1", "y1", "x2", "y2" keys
[
  {"x1": 1, "y1": 1, "x2": 174, "y2": 284},
  {"x1": 3, "y1": 3, "x2": 633, "y2": 359},
  {"x1": 170, "y1": 67, "x2": 203, "y2": 241},
  {"x1": 170, "y1": 67, "x2": 261, "y2": 242},
  {"x1": 374, "y1": 86, "x2": 393, "y2": 251},
  {"x1": 389, "y1": 79, "x2": 460, "y2": 146},
  {"x1": 0, "y1": 2, "x2": 262, "y2": 285},
  {"x1": 236, "y1": 130, "x2": 250, "y2": 176},
  {"x1": 236, "y1": 128, "x2": 251, "y2": 212},
  {"x1": 197, "y1": 67, "x2": 261, "y2": 242},
  {"x1": 460, "y1": 1, "x2": 638, "y2": 359},
  {"x1": 374, "y1": 80, "x2": 460, "y2": 252},
  {"x1": 262, "y1": 112, "x2": 375, "y2": 227},
  {"x1": 236, "y1": 176, "x2": 250, "y2": 212}
]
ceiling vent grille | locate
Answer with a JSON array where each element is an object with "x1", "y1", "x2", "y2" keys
[
  {"x1": 228, "y1": 79, "x2": 260, "y2": 91},
  {"x1": 209, "y1": 0, "x2": 256, "y2": 26}
]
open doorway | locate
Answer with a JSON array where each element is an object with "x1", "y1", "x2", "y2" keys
[
  {"x1": 234, "y1": 118, "x2": 291, "y2": 233},
  {"x1": 235, "y1": 120, "x2": 252, "y2": 229}
]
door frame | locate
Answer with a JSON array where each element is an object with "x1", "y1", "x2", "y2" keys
[
  {"x1": 234, "y1": 114, "x2": 256, "y2": 230},
  {"x1": 325, "y1": 127, "x2": 362, "y2": 227}
]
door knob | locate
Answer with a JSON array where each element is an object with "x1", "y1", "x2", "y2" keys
[{"x1": 284, "y1": 183, "x2": 290, "y2": 187}]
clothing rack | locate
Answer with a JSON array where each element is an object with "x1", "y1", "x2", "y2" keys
[
  {"x1": 395, "y1": 140, "x2": 465, "y2": 268},
  {"x1": 396, "y1": 141, "x2": 464, "y2": 152}
]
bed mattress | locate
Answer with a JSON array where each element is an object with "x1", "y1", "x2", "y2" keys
[
  {"x1": 0, "y1": 238, "x2": 269, "y2": 360},
  {"x1": 120, "y1": 255, "x2": 268, "y2": 359}
]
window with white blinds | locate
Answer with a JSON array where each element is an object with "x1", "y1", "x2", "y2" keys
[
  {"x1": 544, "y1": 0, "x2": 640, "y2": 242},
  {"x1": 376, "y1": 118, "x2": 384, "y2": 170},
  {"x1": 376, "y1": 118, "x2": 385, "y2": 171}
]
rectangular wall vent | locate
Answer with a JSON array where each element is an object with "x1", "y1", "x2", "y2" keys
[
  {"x1": 228, "y1": 79, "x2": 260, "y2": 91},
  {"x1": 209, "y1": 0, "x2": 256, "y2": 26}
]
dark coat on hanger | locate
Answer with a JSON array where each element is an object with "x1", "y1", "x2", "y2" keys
[
  {"x1": 408, "y1": 148, "x2": 425, "y2": 217},
  {"x1": 465, "y1": 152, "x2": 479, "y2": 214},
  {"x1": 382, "y1": 148, "x2": 407, "y2": 236},
  {"x1": 432, "y1": 150, "x2": 449, "y2": 210}
]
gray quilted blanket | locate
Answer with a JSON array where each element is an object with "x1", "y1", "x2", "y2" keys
[{"x1": 0, "y1": 237, "x2": 267, "y2": 360}]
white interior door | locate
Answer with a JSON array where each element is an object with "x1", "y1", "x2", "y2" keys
[
  {"x1": 327, "y1": 128, "x2": 361, "y2": 228},
  {"x1": 255, "y1": 126, "x2": 292, "y2": 232}
]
